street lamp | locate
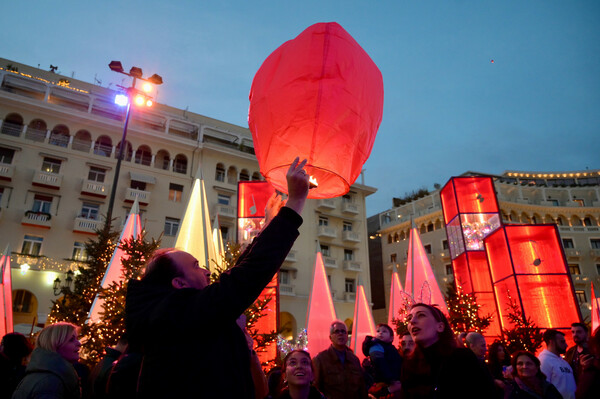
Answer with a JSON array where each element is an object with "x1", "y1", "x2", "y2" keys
[
  {"x1": 104, "y1": 61, "x2": 163, "y2": 231},
  {"x1": 53, "y1": 270, "x2": 74, "y2": 296}
]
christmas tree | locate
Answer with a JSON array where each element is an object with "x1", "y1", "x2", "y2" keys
[
  {"x1": 500, "y1": 292, "x2": 543, "y2": 353},
  {"x1": 48, "y1": 226, "x2": 159, "y2": 366},
  {"x1": 445, "y1": 284, "x2": 492, "y2": 334}
]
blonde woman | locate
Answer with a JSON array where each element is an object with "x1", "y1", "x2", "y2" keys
[{"x1": 13, "y1": 322, "x2": 82, "y2": 399}]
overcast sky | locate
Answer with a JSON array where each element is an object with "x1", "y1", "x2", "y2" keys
[{"x1": 3, "y1": 1, "x2": 599, "y2": 215}]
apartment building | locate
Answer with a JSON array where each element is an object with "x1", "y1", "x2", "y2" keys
[
  {"x1": 0, "y1": 58, "x2": 375, "y2": 338},
  {"x1": 370, "y1": 171, "x2": 600, "y2": 323}
]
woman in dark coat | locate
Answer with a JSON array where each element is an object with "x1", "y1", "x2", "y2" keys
[
  {"x1": 504, "y1": 351, "x2": 562, "y2": 399},
  {"x1": 400, "y1": 303, "x2": 496, "y2": 399},
  {"x1": 12, "y1": 322, "x2": 82, "y2": 399}
]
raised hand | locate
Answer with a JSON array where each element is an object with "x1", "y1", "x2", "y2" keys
[{"x1": 285, "y1": 157, "x2": 310, "y2": 215}]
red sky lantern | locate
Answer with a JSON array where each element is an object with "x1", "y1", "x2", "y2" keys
[{"x1": 248, "y1": 22, "x2": 384, "y2": 199}]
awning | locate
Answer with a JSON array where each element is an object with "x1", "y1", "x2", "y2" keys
[{"x1": 130, "y1": 172, "x2": 156, "y2": 184}]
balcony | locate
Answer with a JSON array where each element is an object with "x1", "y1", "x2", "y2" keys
[
  {"x1": 564, "y1": 249, "x2": 580, "y2": 259},
  {"x1": 317, "y1": 226, "x2": 337, "y2": 238},
  {"x1": 215, "y1": 204, "x2": 236, "y2": 219},
  {"x1": 73, "y1": 217, "x2": 102, "y2": 234},
  {"x1": 343, "y1": 260, "x2": 362, "y2": 272},
  {"x1": 344, "y1": 292, "x2": 356, "y2": 302},
  {"x1": 0, "y1": 164, "x2": 14, "y2": 181},
  {"x1": 341, "y1": 202, "x2": 359, "y2": 214},
  {"x1": 342, "y1": 231, "x2": 360, "y2": 243},
  {"x1": 590, "y1": 249, "x2": 600, "y2": 260},
  {"x1": 285, "y1": 250, "x2": 297, "y2": 262},
  {"x1": 316, "y1": 199, "x2": 336, "y2": 210},
  {"x1": 125, "y1": 188, "x2": 151, "y2": 205},
  {"x1": 81, "y1": 180, "x2": 108, "y2": 197},
  {"x1": 32, "y1": 171, "x2": 62, "y2": 189},
  {"x1": 280, "y1": 284, "x2": 295, "y2": 296},
  {"x1": 21, "y1": 211, "x2": 52, "y2": 228},
  {"x1": 323, "y1": 256, "x2": 337, "y2": 269}
]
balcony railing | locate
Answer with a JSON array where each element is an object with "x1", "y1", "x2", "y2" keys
[
  {"x1": 590, "y1": 249, "x2": 600, "y2": 260},
  {"x1": 342, "y1": 231, "x2": 360, "y2": 242},
  {"x1": 81, "y1": 180, "x2": 108, "y2": 197},
  {"x1": 323, "y1": 256, "x2": 337, "y2": 268},
  {"x1": 32, "y1": 171, "x2": 62, "y2": 189},
  {"x1": 341, "y1": 202, "x2": 359, "y2": 214},
  {"x1": 317, "y1": 226, "x2": 337, "y2": 238},
  {"x1": 0, "y1": 121, "x2": 23, "y2": 137},
  {"x1": 73, "y1": 217, "x2": 102, "y2": 234},
  {"x1": 316, "y1": 199, "x2": 336, "y2": 210},
  {"x1": 22, "y1": 211, "x2": 52, "y2": 228},
  {"x1": 285, "y1": 250, "x2": 297, "y2": 262},
  {"x1": 564, "y1": 249, "x2": 580, "y2": 258},
  {"x1": 126, "y1": 188, "x2": 151, "y2": 204},
  {"x1": 343, "y1": 260, "x2": 362, "y2": 272},
  {"x1": 280, "y1": 284, "x2": 295, "y2": 295},
  {"x1": 0, "y1": 164, "x2": 14, "y2": 180},
  {"x1": 344, "y1": 292, "x2": 356, "y2": 302},
  {"x1": 215, "y1": 204, "x2": 236, "y2": 219}
]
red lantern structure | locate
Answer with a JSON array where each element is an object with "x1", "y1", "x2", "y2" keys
[
  {"x1": 440, "y1": 177, "x2": 503, "y2": 336},
  {"x1": 248, "y1": 22, "x2": 384, "y2": 199},
  {"x1": 485, "y1": 224, "x2": 582, "y2": 336},
  {"x1": 237, "y1": 181, "x2": 279, "y2": 365}
]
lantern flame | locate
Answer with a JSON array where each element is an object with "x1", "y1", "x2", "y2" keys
[{"x1": 309, "y1": 175, "x2": 318, "y2": 189}]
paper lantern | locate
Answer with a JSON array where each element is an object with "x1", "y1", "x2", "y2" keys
[{"x1": 248, "y1": 22, "x2": 384, "y2": 199}]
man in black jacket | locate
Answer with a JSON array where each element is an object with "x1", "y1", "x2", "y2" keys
[{"x1": 126, "y1": 158, "x2": 309, "y2": 398}]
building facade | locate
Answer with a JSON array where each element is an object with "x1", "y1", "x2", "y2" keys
[
  {"x1": 0, "y1": 58, "x2": 375, "y2": 338},
  {"x1": 372, "y1": 171, "x2": 600, "y2": 324}
]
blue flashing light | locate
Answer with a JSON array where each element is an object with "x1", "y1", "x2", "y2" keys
[{"x1": 115, "y1": 94, "x2": 129, "y2": 106}]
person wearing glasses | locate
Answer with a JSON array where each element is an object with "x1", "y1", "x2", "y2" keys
[{"x1": 312, "y1": 320, "x2": 368, "y2": 399}]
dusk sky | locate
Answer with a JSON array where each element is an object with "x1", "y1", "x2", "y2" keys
[{"x1": 3, "y1": 1, "x2": 599, "y2": 215}]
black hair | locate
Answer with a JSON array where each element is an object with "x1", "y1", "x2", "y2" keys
[
  {"x1": 141, "y1": 248, "x2": 181, "y2": 287},
  {"x1": 571, "y1": 322, "x2": 588, "y2": 333},
  {"x1": 542, "y1": 329, "x2": 564, "y2": 344}
]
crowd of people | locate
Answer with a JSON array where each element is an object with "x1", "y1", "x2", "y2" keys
[{"x1": 0, "y1": 159, "x2": 599, "y2": 399}]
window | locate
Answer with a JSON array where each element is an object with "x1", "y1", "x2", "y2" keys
[
  {"x1": 13, "y1": 290, "x2": 34, "y2": 313},
  {"x1": 0, "y1": 187, "x2": 3, "y2": 205},
  {"x1": 446, "y1": 265, "x2": 453, "y2": 275},
  {"x1": 590, "y1": 239, "x2": 600, "y2": 249},
  {"x1": 164, "y1": 217, "x2": 180, "y2": 236},
  {"x1": 562, "y1": 238, "x2": 574, "y2": 249},
  {"x1": 320, "y1": 244, "x2": 330, "y2": 257},
  {"x1": 217, "y1": 194, "x2": 230, "y2": 205},
  {"x1": 345, "y1": 278, "x2": 355, "y2": 293},
  {"x1": 239, "y1": 170, "x2": 250, "y2": 181},
  {"x1": 575, "y1": 290, "x2": 587, "y2": 304},
  {"x1": 573, "y1": 199, "x2": 585, "y2": 207},
  {"x1": 0, "y1": 147, "x2": 15, "y2": 164},
  {"x1": 427, "y1": 223, "x2": 434, "y2": 232},
  {"x1": 424, "y1": 244, "x2": 432, "y2": 254},
  {"x1": 390, "y1": 253, "x2": 397, "y2": 263},
  {"x1": 220, "y1": 226, "x2": 229, "y2": 242},
  {"x1": 72, "y1": 242, "x2": 88, "y2": 261},
  {"x1": 568, "y1": 264, "x2": 581, "y2": 275},
  {"x1": 130, "y1": 180, "x2": 146, "y2": 191},
  {"x1": 42, "y1": 157, "x2": 61, "y2": 174},
  {"x1": 342, "y1": 194, "x2": 352, "y2": 203},
  {"x1": 343, "y1": 222, "x2": 353, "y2": 231},
  {"x1": 32, "y1": 194, "x2": 52, "y2": 213},
  {"x1": 549, "y1": 199, "x2": 559, "y2": 206},
  {"x1": 169, "y1": 183, "x2": 183, "y2": 202},
  {"x1": 319, "y1": 216, "x2": 329, "y2": 226},
  {"x1": 215, "y1": 164, "x2": 225, "y2": 182},
  {"x1": 584, "y1": 218, "x2": 593, "y2": 227},
  {"x1": 80, "y1": 203, "x2": 100, "y2": 220},
  {"x1": 442, "y1": 240, "x2": 449, "y2": 250},
  {"x1": 344, "y1": 249, "x2": 354, "y2": 261},
  {"x1": 280, "y1": 270, "x2": 290, "y2": 285},
  {"x1": 387, "y1": 234, "x2": 392, "y2": 244},
  {"x1": 88, "y1": 166, "x2": 106, "y2": 183},
  {"x1": 21, "y1": 235, "x2": 43, "y2": 255},
  {"x1": 597, "y1": 264, "x2": 600, "y2": 275}
]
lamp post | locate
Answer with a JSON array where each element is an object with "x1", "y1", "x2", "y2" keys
[
  {"x1": 104, "y1": 61, "x2": 163, "y2": 231},
  {"x1": 53, "y1": 270, "x2": 74, "y2": 296}
]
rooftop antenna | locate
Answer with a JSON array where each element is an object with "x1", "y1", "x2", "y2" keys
[{"x1": 94, "y1": 74, "x2": 102, "y2": 85}]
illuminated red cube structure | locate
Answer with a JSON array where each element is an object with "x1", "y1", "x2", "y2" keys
[
  {"x1": 485, "y1": 224, "x2": 582, "y2": 338},
  {"x1": 440, "y1": 177, "x2": 503, "y2": 336},
  {"x1": 237, "y1": 181, "x2": 279, "y2": 366}
]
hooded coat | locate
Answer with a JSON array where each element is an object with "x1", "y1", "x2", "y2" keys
[
  {"x1": 126, "y1": 207, "x2": 302, "y2": 399},
  {"x1": 12, "y1": 348, "x2": 81, "y2": 399}
]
